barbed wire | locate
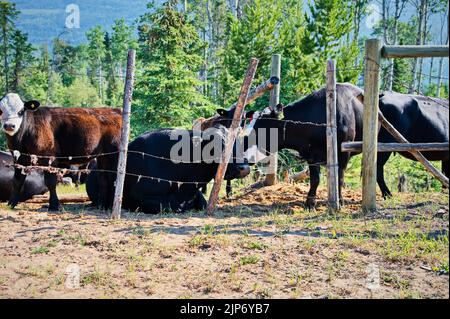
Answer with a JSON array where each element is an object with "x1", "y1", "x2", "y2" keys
[{"x1": 2, "y1": 161, "x2": 211, "y2": 187}]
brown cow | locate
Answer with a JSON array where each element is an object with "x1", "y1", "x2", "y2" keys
[{"x1": 0, "y1": 93, "x2": 122, "y2": 211}]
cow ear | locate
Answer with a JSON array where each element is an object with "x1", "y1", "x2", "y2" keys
[
  {"x1": 217, "y1": 108, "x2": 230, "y2": 117},
  {"x1": 245, "y1": 110, "x2": 255, "y2": 119},
  {"x1": 356, "y1": 93, "x2": 364, "y2": 104},
  {"x1": 24, "y1": 100, "x2": 40, "y2": 111}
]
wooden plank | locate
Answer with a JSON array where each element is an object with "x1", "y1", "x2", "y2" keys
[
  {"x1": 111, "y1": 49, "x2": 136, "y2": 220},
  {"x1": 382, "y1": 45, "x2": 449, "y2": 58},
  {"x1": 326, "y1": 59, "x2": 340, "y2": 212},
  {"x1": 362, "y1": 39, "x2": 381, "y2": 213},
  {"x1": 342, "y1": 142, "x2": 449, "y2": 153},
  {"x1": 206, "y1": 58, "x2": 259, "y2": 215},
  {"x1": 264, "y1": 54, "x2": 281, "y2": 186},
  {"x1": 378, "y1": 112, "x2": 449, "y2": 188},
  {"x1": 229, "y1": 76, "x2": 279, "y2": 110}
]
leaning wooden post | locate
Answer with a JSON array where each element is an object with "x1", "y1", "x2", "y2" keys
[
  {"x1": 326, "y1": 59, "x2": 340, "y2": 212},
  {"x1": 207, "y1": 58, "x2": 259, "y2": 215},
  {"x1": 362, "y1": 39, "x2": 381, "y2": 213},
  {"x1": 264, "y1": 54, "x2": 281, "y2": 186},
  {"x1": 111, "y1": 49, "x2": 136, "y2": 220}
]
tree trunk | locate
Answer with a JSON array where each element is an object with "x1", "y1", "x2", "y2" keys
[
  {"x1": 3, "y1": 29, "x2": 8, "y2": 94},
  {"x1": 436, "y1": 35, "x2": 448, "y2": 97},
  {"x1": 417, "y1": 0, "x2": 430, "y2": 94},
  {"x1": 410, "y1": 0, "x2": 426, "y2": 94},
  {"x1": 387, "y1": 0, "x2": 404, "y2": 91}
]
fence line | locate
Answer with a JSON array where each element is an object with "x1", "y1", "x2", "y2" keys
[{"x1": 2, "y1": 161, "x2": 211, "y2": 187}]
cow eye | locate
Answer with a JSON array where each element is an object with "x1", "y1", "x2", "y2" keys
[
  {"x1": 0, "y1": 109, "x2": 2, "y2": 116},
  {"x1": 18, "y1": 109, "x2": 24, "y2": 116}
]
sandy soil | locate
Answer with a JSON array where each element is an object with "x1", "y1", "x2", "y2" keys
[{"x1": 0, "y1": 183, "x2": 448, "y2": 299}]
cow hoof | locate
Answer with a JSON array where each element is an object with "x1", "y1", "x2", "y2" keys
[
  {"x1": 305, "y1": 198, "x2": 316, "y2": 210},
  {"x1": 48, "y1": 205, "x2": 61, "y2": 212},
  {"x1": 382, "y1": 193, "x2": 392, "y2": 200},
  {"x1": 7, "y1": 201, "x2": 18, "y2": 209}
]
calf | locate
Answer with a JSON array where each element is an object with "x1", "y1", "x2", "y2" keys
[
  {"x1": 0, "y1": 151, "x2": 48, "y2": 202},
  {"x1": 87, "y1": 126, "x2": 250, "y2": 214},
  {"x1": 0, "y1": 93, "x2": 122, "y2": 211}
]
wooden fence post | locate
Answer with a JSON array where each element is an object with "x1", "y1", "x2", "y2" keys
[
  {"x1": 111, "y1": 49, "x2": 136, "y2": 220},
  {"x1": 362, "y1": 39, "x2": 381, "y2": 214},
  {"x1": 264, "y1": 54, "x2": 281, "y2": 186},
  {"x1": 326, "y1": 59, "x2": 340, "y2": 212},
  {"x1": 207, "y1": 58, "x2": 259, "y2": 215}
]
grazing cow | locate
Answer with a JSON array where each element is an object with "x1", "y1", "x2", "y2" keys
[
  {"x1": 87, "y1": 126, "x2": 250, "y2": 214},
  {"x1": 373, "y1": 92, "x2": 449, "y2": 198},
  {"x1": 0, "y1": 93, "x2": 122, "y2": 211},
  {"x1": 208, "y1": 83, "x2": 365, "y2": 209},
  {"x1": 0, "y1": 151, "x2": 48, "y2": 202}
]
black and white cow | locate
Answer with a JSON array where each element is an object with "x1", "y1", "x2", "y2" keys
[{"x1": 0, "y1": 93, "x2": 122, "y2": 211}]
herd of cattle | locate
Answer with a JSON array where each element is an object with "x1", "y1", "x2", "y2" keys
[{"x1": 0, "y1": 83, "x2": 448, "y2": 214}]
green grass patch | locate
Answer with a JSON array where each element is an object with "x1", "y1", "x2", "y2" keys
[
  {"x1": 31, "y1": 246, "x2": 49, "y2": 254},
  {"x1": 240, "y1": 255, "x2": 259, "y2": 265}
]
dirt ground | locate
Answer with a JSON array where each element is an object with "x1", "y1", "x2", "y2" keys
[{"x1": 0, "y1": 182, "x2": 448, "y2": 299}]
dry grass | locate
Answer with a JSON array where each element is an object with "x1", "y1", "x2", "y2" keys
[{"x1": 0, "y1": 182, "x2": 448, "y2": 299}]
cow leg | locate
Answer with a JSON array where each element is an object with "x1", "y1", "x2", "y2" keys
[
  {"x1": 44, "y1": 172, "x2": 60, "y2": 211},
  {"x1": 377, "y1": 152, "x2": 392, "y2": 199},
  {"x1": 8, "y1": 168, "x2": 27, "y2": 208},
  {"x1": 193, "y1": 190, "x2": 207, "y2": 210},
  {"x1": 305, "y1": 165, "x2": 320, "y2": 210},
  {"x1": 226, "y1": 179, "x2": 232, "y2": 198},
  {"x1": 96, "y1": 172, "x2": 111, "y2": 210}
]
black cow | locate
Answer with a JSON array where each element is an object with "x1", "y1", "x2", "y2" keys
[
  {"x1": 87, "y1": 126, "x2": 250, "y2": 214},
  {"x1": 0, "y1": 151, "x2": 48, "y2": 202},
  {"x1": 210, "y1": 83, "x2": 365, "y2": 209},
  {"x1": 375, "y1": 92, "x2": 449, "y2": 197}
]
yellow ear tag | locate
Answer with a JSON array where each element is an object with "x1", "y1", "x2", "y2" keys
[{"x1": 31, "y1": 103, "x2": 35, "y2": 109}]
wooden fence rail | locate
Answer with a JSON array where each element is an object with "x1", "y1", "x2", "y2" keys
[
  {"x1": 382, "y1": 45, "x2": 449, "y2": 58},
  {"x1": 342, "y1": 142, "x2": 449, "y2": 153}
]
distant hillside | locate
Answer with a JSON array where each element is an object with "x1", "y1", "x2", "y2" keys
[{"x1": 13, "y1": 0, "x2": 152, "y2": 45}]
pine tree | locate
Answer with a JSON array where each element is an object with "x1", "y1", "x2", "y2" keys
[
  {"x1": 104, "y1": 32, "x2": 121, "y2": 106},
  {"x1": 0, "y1": 1, "x2": 19, "y2": 94},
  {"x1": 111, "y1": 18, "x2": 137, "y2": 79},
  {"x1": 10, "y1": 30, "x2": 34, "y2": 93},
  {"x1": 86, "y1": 25, "x2": 107, "y2": 103},
  {"x1": 135, "y1": 0, "x2": 212, "y2": 130}
]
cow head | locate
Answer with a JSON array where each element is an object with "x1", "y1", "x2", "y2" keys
[
  {"x1": 0, "y1": 93, "x2": 40, "y2": 136},
  {"x1": 210, "y1": 104, "x2": 284, "y2": 164}
]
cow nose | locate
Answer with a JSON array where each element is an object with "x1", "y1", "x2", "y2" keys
[
  {"x1": 3, "y1": 123, "x2": 15, "y2": 131},
  {"x1": 237, "y1": 164, "x2": 250, "y2": 178}
]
